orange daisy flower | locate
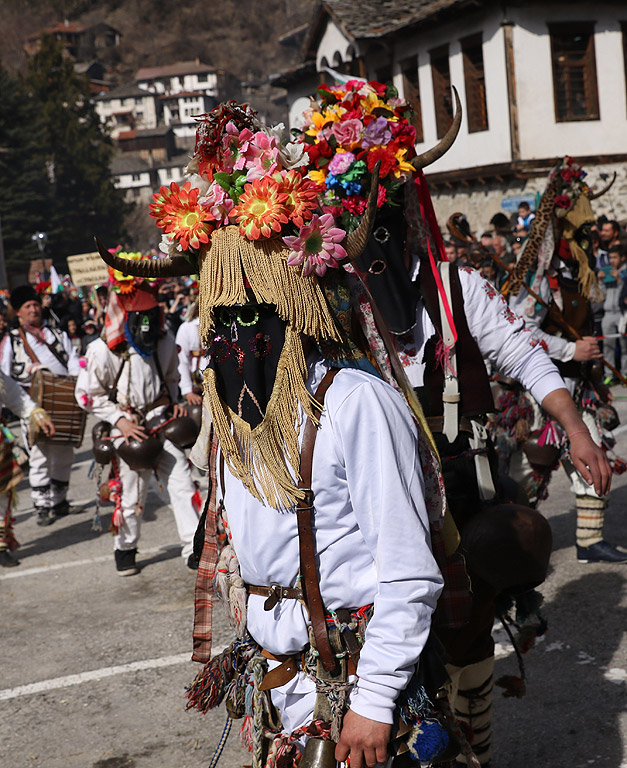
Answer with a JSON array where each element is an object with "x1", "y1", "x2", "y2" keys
[
  {"x1": 233, "y1": 177, "x2": 289, "y2": 240},
  {"x1": 278, "y1": 170, "x2": 319, "y2": 228},
  {"x1": 152, "y1": 182, "x2": 214, "y2": 251}
]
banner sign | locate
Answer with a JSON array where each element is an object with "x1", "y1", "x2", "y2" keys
[{"x1": 66, "y1": 252, "x2": 109, "y2": 287}]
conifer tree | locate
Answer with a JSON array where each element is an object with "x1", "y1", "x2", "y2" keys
[
  {"x1": 0, "y1": 66, "x2": 51, "y2": 278},
  {"x1": 24, "y1": 35, "x2": 128, "y2": 263}
]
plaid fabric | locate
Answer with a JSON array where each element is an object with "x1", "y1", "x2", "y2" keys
[
  {"x1": 191, "y1": 428, "x2": 219, "y2": 663},
  {"x1": 104, "y1": 291, "x2": 127, "y2": 351},
  {"x1": 430, "y1": 524, "x2": 473, "y2": 631}
]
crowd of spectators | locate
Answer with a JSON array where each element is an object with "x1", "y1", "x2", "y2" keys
[{"x1": 446, "y1": 203, "x2": 627, "y2": 381}]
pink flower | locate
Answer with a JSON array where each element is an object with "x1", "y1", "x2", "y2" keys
[
  {"x1": 331, "y1": 118, "x2": 363, "y2": 148},
  {"x1": 80, "y1": 393, "x2": 93, "y2": 408},
  {"x1": 78, "y1": 356, "x2": 87, "y2": 369},
  {"x1": 283, "y1": 213, "x2": 347, "y2": 277},
  {"x1": 200, "y1": 182, "x2": 235, "y2": 224},
  {"x1": 221, "y1": 122, "x2": 253, "y2": 172},
  {"x1": 245, "y1": 131, "x2": 280, "y2": 181},
  {"x1": 328, "y1": 152, "x2": 356, "y2": 175}
]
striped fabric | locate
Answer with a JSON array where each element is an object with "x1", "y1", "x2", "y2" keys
[
  {"x1": 104, "y1": 291, "x2": 127, "y2": 351},
  {"x1": 191, "y1": 429, "x2": 219, "y2": 663}
]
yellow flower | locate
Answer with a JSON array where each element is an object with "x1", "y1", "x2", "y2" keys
[
  {"x1": 361, "y1": 92, "x2": 388, "y2": 115},
  {"x1": 392, "y1": 148, "x2": 416, "y2": 179},
  {"x1": 307, "y1": 169, "x2": 327, "y2": 186}
]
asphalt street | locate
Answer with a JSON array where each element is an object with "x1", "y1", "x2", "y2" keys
[{"x1": 1, "y1": 403, "x2": 626, "y2": 768}]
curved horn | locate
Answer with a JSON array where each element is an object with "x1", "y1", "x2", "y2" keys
[
  {"x1": 94, "y1": 237, "x2": 196, "y2": 278},
  {"x1": 588, "y1": 172, "x2": 616, "y2": 201},
  {"x1": 412, "y1": 86, "x2": 462, "y2": 170},
  {"x1": 343, "y1": 161, "x2": 380, "y2": 262}
]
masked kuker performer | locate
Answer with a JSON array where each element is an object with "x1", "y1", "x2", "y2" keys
[
  {"x1": 75, "y1": 255, "x2": 201, "y2": 576},
  {"x1": 496, "y1": 159, "x2": 626, "y2": 564},
  {"x1": 296, "y1": 83, "x2": 611, "y2": 766},
  {"x1": 95, "y1": 100, "x2": 476, "y2": 768}
]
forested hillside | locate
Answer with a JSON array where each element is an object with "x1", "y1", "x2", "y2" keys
[{"x1": 0, "y1": 0, "x2": 314, "y2": 84}]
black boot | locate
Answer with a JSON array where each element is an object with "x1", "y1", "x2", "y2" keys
[
  {"x1": 36, "y1": 507, "x2": 55, "y2": 526},
  {"x1": 114, "y1": 548, "x2": 140, "y2": 576},
  {"x1": 0, "y1": 549, "x2": 20, "y2": 567},
  {"x1": 51, "y1": 499, "x2": 70, "y2": 518}
]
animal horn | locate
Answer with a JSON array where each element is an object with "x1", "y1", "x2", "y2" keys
[
  {"x1": 94, "y1": 237, "x2": 196, "y2": 277},
  {"x1": 588, "y1": 172, "x2": 616, "y2": 200},
  {"x1": 343, "y1": 161, "x2": 380, "y2": 262},
  {"x1": 412, "y1": 86, "x2": 462, "y2": 169}
]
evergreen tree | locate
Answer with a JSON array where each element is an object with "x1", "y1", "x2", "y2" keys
[
  {"x1": 24, "y1": 35, "x2": 129, "y2": 263},
  {"x1": 0, "y1": 66, "x2": 51, "y2": 280}
]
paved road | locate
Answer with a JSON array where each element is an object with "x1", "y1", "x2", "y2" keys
[{"x1": 1, "y1": 403, "x2": 626, "y2": 768}]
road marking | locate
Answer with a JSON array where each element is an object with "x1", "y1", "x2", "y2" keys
[
  {"x1": 0, "y1": 545, "x2": 180, "y2": 580},
  {"x1": 0, "y1": 644, "x2": 227, "y2": 701}
]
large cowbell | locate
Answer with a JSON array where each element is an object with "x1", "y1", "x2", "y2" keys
[{"x1": 354, "y1": 206, "x2": 418, "y2": 335}]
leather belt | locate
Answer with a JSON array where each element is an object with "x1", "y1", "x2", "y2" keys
[
  {"x1": 247, "y1": 583, "x2": 304, "y2": 611},
  {"x1": 426, "y1": 415, "x2": 474, "y2": 434}
]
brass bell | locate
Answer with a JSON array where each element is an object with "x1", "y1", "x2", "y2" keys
[{"x1": 299, "y1": 738, "x2": 337, "y2": 768}]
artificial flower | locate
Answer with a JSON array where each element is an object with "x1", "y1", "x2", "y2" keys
[
  {"x1": 283, "y1": 213, "x2": 347, "y2": 277},
  {"x1": 278, "y1": 141, "x2": 310, "y2": 170},
  {"x1": 328, "y1": 151, "x2": 356, "y2": 176},
  {"x1": 308, "y1": 169, "x2": 328, "y2": 186},
  {"x1": 233, "y1": 176, "x2": 289, "y2": 239},
  {"x1": 362, "y1": 117, "x2": 392, "y2": 148},
  {"x1": 554, "y1": 195, "x2": 572, "y2": 209},
  {"x1": 201, "y1": 182, "x2": 235, "y2": 224},
  {"x1": 278, "y1": 170, "x2": 319, "y2": 227},
  {"x1": 152, "y1": 181, "x2": 214, "y2": 251},
  {"x1": 221, "y1": 121, "x2": 254, "y2": 173},
  {"x1": 392, "y1": 147, "x2": 416, "y2": 180},
  {"x1": 331, "y1": 118, "x2": 363, "y2": 148},
  {"x1": 366, "y1": 147, "x2": 397, "y2": 178},
  {"x1": 245, "y1": 131, "x2": 280, "y2": 181}
]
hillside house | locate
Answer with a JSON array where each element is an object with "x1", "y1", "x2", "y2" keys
[{"x1": 274, "y1": 0, "x2": 627, "y2": 228}]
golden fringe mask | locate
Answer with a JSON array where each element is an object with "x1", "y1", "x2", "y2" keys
[
  {"x1": 204, "y1": 325, "x2": 319, "y2": 509},
  {"x1": 198, "y1": 225, "x2": 342, "y2": 348}
]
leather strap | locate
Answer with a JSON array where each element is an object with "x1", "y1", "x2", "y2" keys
[
  {"x1": 247, "y1": 583, "x2": 304, "y2": 610},
  {"x1": 19, "y1": 326, "x2": 68, "y2": 370},
  {"x1": 298, "y1": 368, "x2": 339, "y2": 674}
]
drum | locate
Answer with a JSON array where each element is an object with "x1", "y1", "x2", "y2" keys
[{"x1": 29, "y1": 369, "x2": 86, "y2": 447}]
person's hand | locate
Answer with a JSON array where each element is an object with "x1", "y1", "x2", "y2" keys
[
  {"x1": 573, "y1": 336, "x2": 603, "y2": 361},
  {"x1": 172, "y1": 403, "x2": 186, "y2": 418},
  {"x1": 116, "y1": 415, "x2": 148, "y2": 444},
  {"x1": 569, "y1": 431, "x2": 612, "y2": 497},
  {"x1": 40, "y1": 417, "x2": 55, "y2": 437},
  {"x1": 185, "y1": 392, "x2": 202, "y2": 406},
  {"x1": 335, "y1": 710, "x2": 391, "y2": 768}
]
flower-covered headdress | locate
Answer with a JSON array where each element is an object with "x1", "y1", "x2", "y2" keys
[
  {"x1": 95, "y1": 87, "x2": 461, "y2": 510},
  {"x1": 505, "y1": 157, "x2": 614, "y2": 308}
]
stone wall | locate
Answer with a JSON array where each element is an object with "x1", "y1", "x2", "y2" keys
[{"x1": 429, "y1": 161, "x2": 627, "y2": 236}]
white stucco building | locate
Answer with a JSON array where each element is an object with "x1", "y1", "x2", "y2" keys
[
  {"x1": 94, "y1": 84, "x2": 160, "y2": 139},
  {"x1": 274, "y1": 0, "x2": 627, "y2": 228}
]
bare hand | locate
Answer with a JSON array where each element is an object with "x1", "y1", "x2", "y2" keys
[
  {"x1": 185, "y1": 392, "x2": 202, "y2": 406},
  {"x1": 570, "y1": 431, "x2": 612, "y2": 497},
  {"x1": 40, "y1": 417, "x2": 55, "y2": 437},
  {"x1": 573, "y1": 336, "x2": 602, "y2": 361},
  {"x1": 116, "y1": 416, "x2": 148, "y2": 444},
  {"x1": 172, "y1": 403, "x2": 186, "y2": 419},
  {"x1": 335, "y1": 710, "x2": 391, "y2": 768}
]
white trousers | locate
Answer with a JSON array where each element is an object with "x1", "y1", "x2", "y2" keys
[
  {"x1": 114, "y1": 438, "x2": 200, "y2": 557},
  {"x1": 22, "y1": 421, "x2": 73, "y2": 509}
]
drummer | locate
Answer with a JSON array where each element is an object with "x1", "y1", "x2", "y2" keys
[{"x1": 1, "y1": 285, "x2": 80, "y2": 526}]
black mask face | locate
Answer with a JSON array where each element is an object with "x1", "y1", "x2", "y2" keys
[
  {"x1": 208, "y1": 304, "x2": 285, "y2": 429},
  {"x1": 574, "y1": 223, "x2": 596, "y2": 272},
  {"x1": 354, "y1": 206, "x2": 418, "y2": 335},
  {"x1": 125, "y1": 307, "x2": 161, "y2": 357}
]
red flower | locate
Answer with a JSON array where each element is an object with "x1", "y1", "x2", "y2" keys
[
  {"x1": 390, "y1": 121, "x2": 417, "y2": 146},
  {"x1": 341, "y1": 196, "x2": 368, "y2": 216},
  {"x1": 307, "y1": 140, "x2": 334, "y2": 164},
  {"x1": 377, "y1": 185, "x2": 387, "y2": 208},
  {"x1": 554, "y1": 194, "x2": 572, "y2": 209},
  {"x1": 560, "y1": 167, "x2": 574, "y2": 184},
  {"x1": 366, "y1": 146, "x2": 397, "y2": 178},
  {"x1": 369, "y1": 81, "x2": 387, "y2": 96}
]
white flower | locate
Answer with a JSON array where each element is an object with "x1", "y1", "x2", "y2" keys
[
  {"x1": 159, "y1": 233, "x2": 184, "y2": 257},
  {"x1": 266, "y1": 122, "x2": 286, "y2": 144},
  {"x1": 278, "y1": 141, "x2": 310, "y2": 170}
]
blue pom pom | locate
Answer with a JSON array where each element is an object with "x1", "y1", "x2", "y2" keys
[{"x1": 407, "y1": 718, "x2": 450, "y2": 762}]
